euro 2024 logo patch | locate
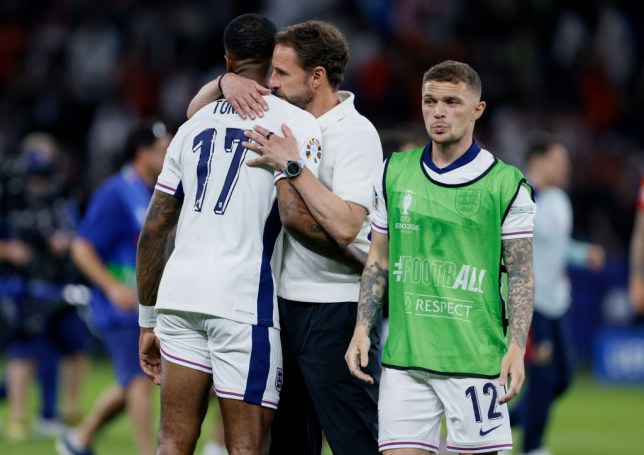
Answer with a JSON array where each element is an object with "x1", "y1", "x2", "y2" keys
[
  {"x1": 305, "y1": 137, "x2": 322, "y2": 163},
  {"x1": 455, "y1": 188, "x2": 481, "y2": 216},
  {"x1": 400, "y1": 190, "x2": 415, "y2": 222},
  {"x1": 395, "y1": 190, "x2": 419, "y2": 232}
]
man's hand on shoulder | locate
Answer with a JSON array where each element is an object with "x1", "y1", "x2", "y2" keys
[
  {"x1": 220, "y1": 73, "x2": 271, "y2": 120},
  {"x1": 187, "y1": 72, "x2": 271, "y2": 119},
  {"x1": 244, "y1": 124, "x2": 300, "y2": 171}
]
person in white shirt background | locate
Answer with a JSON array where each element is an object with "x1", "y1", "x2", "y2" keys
[{"x1": 509, "y1": 133, "x2": 605, "y2": 455}]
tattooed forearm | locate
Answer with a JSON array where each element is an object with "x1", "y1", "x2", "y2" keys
[
  {"x1": 357, "y1": 261, "x2": 389, "y2": 331},
  {"x1": 278, "y1": 184, "x2": 316, "y2": 218},
  {"x1": 277, "y1": 182, "x2": 366, "y2": 273},
  {"x1": 502, "y1": 237, "x2": 534, "y2": 349},
  {"x1": 136, "y1": 191, "x2": 180, "y2": 307}
]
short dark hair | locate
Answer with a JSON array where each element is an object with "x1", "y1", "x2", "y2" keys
[
  {"x1": 526, "y1": 132, "x2": 561, "y2": 162},
  {"x1": 124, "y1": 120, "x2": 167, "y2": 162},
  {"x1": 223, "y1": 14, "x2": 277, "y2": 61},
  {"x1": 423, "y1": 60, "x2": 482, "y2": 98},
  {"x1": 276, "y1": 20, "x2": 349, "y2": 90}
]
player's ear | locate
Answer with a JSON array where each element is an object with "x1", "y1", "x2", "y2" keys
[
  {"x1": 472, "y1": 100, "x2": 486, "y2": 121},
  {"x1": 224, "y1": 54, "x2": 233, "y2": 72}
]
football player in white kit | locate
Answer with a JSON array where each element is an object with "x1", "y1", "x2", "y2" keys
[{"x1": 135, "y1": 14, "x2": 329, "y2": 455}]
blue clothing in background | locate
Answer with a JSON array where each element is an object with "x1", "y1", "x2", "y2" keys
[
  {"x1": 100, "y1": 325, "x2": 145, "y2": 387},
  {"x1": 76, "y1": 165, "x2": 152, "y2": 329}
]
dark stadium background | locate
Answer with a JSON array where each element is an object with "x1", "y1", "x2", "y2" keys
[{"x1": 1, "y1": 0, "x2": 643, "y2": 453}]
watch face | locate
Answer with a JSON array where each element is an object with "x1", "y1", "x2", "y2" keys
[{"x1": 287, "y1": 161, "x2": 301, "y2": 176}]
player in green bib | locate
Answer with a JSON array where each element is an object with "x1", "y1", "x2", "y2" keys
[{"x1": 346, "y1": 61, "x2": 535, "y2": 454}]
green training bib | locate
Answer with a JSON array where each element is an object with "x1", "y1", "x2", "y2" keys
[{"x1": 383, "y1": 147, "x2": 527, "y2": 377}]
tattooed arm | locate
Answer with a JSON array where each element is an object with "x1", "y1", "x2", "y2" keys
[
  {"x1": 136, "y1": 190, "x2": 181, "y2": 307},
  {"x1": 277, "y1": 179, "x2": 367, "y2": 274},
  {"x1": 136, "y1": 190, "x2": 181, "y2": 385},
  {"x1": 345, "y1": 231, "x2": 389, "y2": 384},
  {"x1": 499, "y1": 237, "x2": 534, "y2": 404}
]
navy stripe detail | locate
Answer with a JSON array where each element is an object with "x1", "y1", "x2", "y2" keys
[
  {"x1": 244, "y1": 325, "x2": 270, "y2": 405},
  {"x1": 422, "y1": 154, "x2": 498, "y2": 188},
  {"x1": 257, "y1": 201, "x2": 281, "y2": 326},
  {"x1": 532, "y1": 186, "x2": 540, "y2": 200},
  {"x1": 174, "y1": 180, "x2": 185, "y2": 201},
  {"x1": 423, "y1": 140, "x2": 481, "y2": 174},
  {"x1": 382, "y1": 157, "x2": 392, "y2": 206}
]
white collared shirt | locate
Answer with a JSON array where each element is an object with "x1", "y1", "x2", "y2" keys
[{"x1": 277, "y1": 91, "x2": 383, "y2": 303}]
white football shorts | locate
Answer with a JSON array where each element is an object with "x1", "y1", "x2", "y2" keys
[
  {"x1": 378, "y1": 367, "x2": 513, "y2": 453},
  {"x1": 155, "y1": 310, "x2": 282, "y2": 409}
]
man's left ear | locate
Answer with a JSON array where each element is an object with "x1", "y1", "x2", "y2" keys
[
  {"x1": 311, "y1": 66, "x2": 326, "y2": 88},
  {"x1": 473, "y1": 101, "x2": 486, "y2": 120}
]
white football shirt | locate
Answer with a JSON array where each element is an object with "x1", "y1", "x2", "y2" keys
[{"x1": 154, "y1": 95, "x2": 322, "y2": 327}]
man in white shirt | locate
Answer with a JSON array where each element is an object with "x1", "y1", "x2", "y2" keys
[{"x1": 188, "y1": 20, "x2": 383, "y2": 455}]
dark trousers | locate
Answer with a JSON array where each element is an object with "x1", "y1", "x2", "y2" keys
[
  {"x1": 269, "y1": 298, "x2": 381, "y2": 455},
  {"x1": 510, "y1": 311, "x2": 573, "y2": 452}
]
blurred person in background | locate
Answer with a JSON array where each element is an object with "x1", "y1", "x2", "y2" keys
[
  {"x1": 0, "y1": 132, "x2": 91, "y2": 442},
  {"x1": 629, "y1": 175, "x2": 644, "y2": 315},
  {"x1": 56, "y1": 121, "x2": 171, "y2": 455},
  {"x1": 510, "y1": 134, "x2": 605, "y2": 455}
]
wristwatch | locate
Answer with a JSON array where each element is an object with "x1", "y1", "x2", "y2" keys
[{"x1": 284, "y1": 159, "x2": 307, "y2": 178}]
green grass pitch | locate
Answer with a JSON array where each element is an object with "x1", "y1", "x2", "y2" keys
[{"x1": 0, "y1": 358, "x2": 642, "y2": 454}]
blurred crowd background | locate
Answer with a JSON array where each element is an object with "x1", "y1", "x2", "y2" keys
[{"x1": 1, "y1": 0, "x2": 643, "y2": 365}]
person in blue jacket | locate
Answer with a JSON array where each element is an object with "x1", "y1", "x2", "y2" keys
[{"x1": 56, "y1": 121, "x2": 170, "y2": 455}]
